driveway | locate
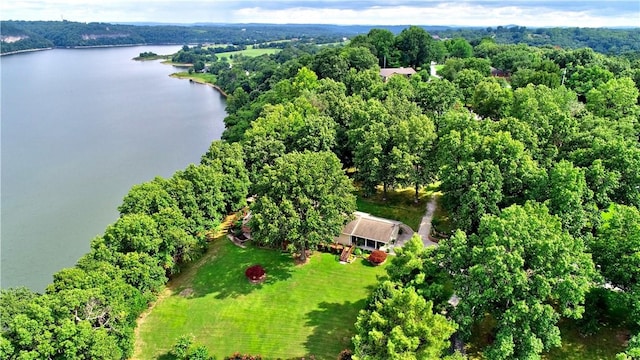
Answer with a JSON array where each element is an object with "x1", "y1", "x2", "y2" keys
[{"x1": 417, "y1": 196, "x2": 439, "y2": 247}]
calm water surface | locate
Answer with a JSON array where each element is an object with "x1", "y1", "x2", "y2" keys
[{"x1": 1, "y1": 46, "x2": 226, "y2": 291}]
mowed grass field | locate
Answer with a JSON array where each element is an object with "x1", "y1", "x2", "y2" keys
[
  {"x1": 216, "y1": 46, "x2": 280, "y2": 60},
  {"x1": 134, "y1": 239, "x2": 388, "y2": 359}
]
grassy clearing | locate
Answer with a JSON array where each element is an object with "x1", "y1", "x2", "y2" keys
[
  {"x1": 169, "y1": 72, "x2": 217, "y2": 85},
  {"x1": 465, "y1": 315, "x2": 627, "y2": 359},
  {"x1": 134, "y1": 239, "x2": 387, "y2": 359},
  {"x1": 216, "y1": 46, "x2": 280, "y2": 60},
  {"x1": 355, "y1": 185, "x2": 439, "y2": 231},
  {"x1": 543, "y1": 321, "x2": 628, "y2": 360}
]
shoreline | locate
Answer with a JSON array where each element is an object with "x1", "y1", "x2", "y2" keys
[
  {"x1": 0, "y1": 47, "x2": 53, "y2": 56},
  {"x1": 1, "y1": 43, "x2": 186, "y2": 56},
  {"x1": 169, "y1": 73, "x2": 228, "y2": 97}
]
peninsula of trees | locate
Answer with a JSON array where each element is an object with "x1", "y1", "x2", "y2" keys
[{"x1": 2, "y1": 24, "x2": 640, "y2": 359}]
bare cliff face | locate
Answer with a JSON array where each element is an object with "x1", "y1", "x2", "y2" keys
[
  {"x1": 81, "y1": 33, "x2": 129, "y2": 40},
  {"x1": 1, "y1": 35, "x2": 28, "y2": 43}
]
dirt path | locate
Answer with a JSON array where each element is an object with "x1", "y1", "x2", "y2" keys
[
  {"x1": 131, "y1": 239, "x2": 226, "y2": 359},
  {"x1": 417, "y1": 196, "x2": 439, "y2": 247}
]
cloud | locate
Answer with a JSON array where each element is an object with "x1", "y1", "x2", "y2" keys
[
  {"x1": 231, "y1": 1, "x2": 639, "y2": 27},
  {"x1": 2, "y1": 0, "x2": 638, "y2": 27}
]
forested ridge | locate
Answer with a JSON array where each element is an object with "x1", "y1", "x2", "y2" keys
[
  {"x1": 2, "y1": 20, "x2": 639, "y2": 55},
  {"x1": 2, "y1": 24, "x2": 640, "y2": 359}
]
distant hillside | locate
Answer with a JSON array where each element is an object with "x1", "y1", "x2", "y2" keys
[
  {"x1": 0, "y1": 21, "x2": 54, "y2": 54},
  {"x1": 2, "y1": 20, "x2": 639, "y2": 55},
  {"x1": 431, "y1": 25, "x2": 640, "y2": 54},
  {"x1": 0, "y1": 21, "x2": 351, "y2": 54}
]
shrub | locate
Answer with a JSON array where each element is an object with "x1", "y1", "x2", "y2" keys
[
  {"x1": 171, "y1": 335, "x2": 193, "y2": 359},
  {"x1": 245, "y1": 264, "x2": 266, "y2": 281},
  {"x1": 368, "y1": 250, "x2": 387, "y2": 265},
  {"x1": 225, "y1": 353, "x2": 264, "y2": 360},
  {"x1": 338, "y1": 349, "x2": 353, "y2": 360},
  {"x1": 353, "y1": 248, "x2": 363, "y2": 256}
]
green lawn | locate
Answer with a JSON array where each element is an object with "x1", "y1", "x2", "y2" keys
[
  {"x1": 355, "y1": 185, "x2": 437, "y2": 231},
  {"x1": 216, "y1": 46, "x2": 280, "y2": 60},
  {"x1": 466, "y1": 317, "x2": 627, "y2": 359},
  {"x1": 170, "y1": 72, "x2": 216, "y2": 85},
  {"x1": 543, "y1": 321, "x2": 628, "y2": 360},
  {"x1": 134, "y1": 239, "x2": 387, "y2": 359}
]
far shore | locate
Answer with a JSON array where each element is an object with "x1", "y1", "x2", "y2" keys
[
  {"x1": 1, "y1": 43, "x2": 188, "y2": 57},
  {"x1": 0, "y1": 47, "x2": 53, "y2": 56}
]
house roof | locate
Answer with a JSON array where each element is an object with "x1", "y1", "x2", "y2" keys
[
  {"x1": 342, "y1": 212, "x2": 401, "y2": 242},
  {"x1": 379, "y1": 67, "x2": 416, "y2": 78}
]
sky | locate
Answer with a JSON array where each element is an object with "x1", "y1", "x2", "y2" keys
[{"x1": 2, "y1": 0, "x2": 639, "y2": 28}]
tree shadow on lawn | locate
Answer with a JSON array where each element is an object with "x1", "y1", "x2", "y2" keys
[
  {"x1": 302, "y1": 299, "x2": 368, "y2": 359},
  {"x1": 155, "y1": 353, "x2": 175, "y2": 360},
  {"x1": 184, "y1": 242, "x2": 295, "y2": 299}
]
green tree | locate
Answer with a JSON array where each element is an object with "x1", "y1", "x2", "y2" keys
[
  {"x1": 586, "y1": 77, "x2": 640, "y2": 121},
  {"x1": 117, "y1": 178, "x2": 178, "y2": 216},
  {"x1": 386, "y1": 235, "x2": 453, "y2": 311},
  {"x1": 352, "y1": 281, "x2": 457, "y2": 360},
  {"x1": 102, "y1": 213, "x2": 161, "y2": 255},
  {"x1": 566, "y1": 65, "x2": 614, "y2": 99},
  {"x1": 0, "y1": 287, "x2": 37, "y2": 330},
  {"x1": 511, "y1": 84, "x2": 580, "y2": 166},
  {"x1": 312, "y1": 47, "x2": 349, "y2": 82},
  {"x1": 546, "y1": 160, "x2": 594, "y2": 237},
  {"x1": 200, "y1": 140, "x2": 250, "y2": 213},
  {"x1": 367, "y1": 28, "x2": 399, "y2": 67},
  {"x1": 453, "y1": 69, "x2": 486, "y2": 105},
  {"x1": 440, "y1": 158, "x2": 503, "y2": 232},
  {"x1": 446, "y1": 38, "x2": 474, "y2": 58},
  {"x1": 394, "y1": 26, "x2": 434, "y2": 68},
  {"x1": 471, "y1": 79, "x2": 513, "y2": 120},
  {"x1": 414, "y1": 78, "x2": 461, "y2": 117},
  {"x1": 440, "y1": 202, "x2": 596, "y2": 359},
  {"x1": 343, "y1": 46, "x2": 379, "y2": 71},
  {"x1": 571, "y1": 139, "x2": 640, "y2": 208},
  {"x1": 249, "y1": 151, "x2": 355, "y2": 261},
  {"x1": 179, "y1": 163, "x2": 226, "y2": 229},
  {"x1": 404, "y1": 114, "x2": 438, "y2": 202},
  {"x1": 592, "y1": 204, "x2": 640, "y2": 291}
]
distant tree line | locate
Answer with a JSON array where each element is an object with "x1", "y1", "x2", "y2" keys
[
  {"x1": 0, "y1": 20, "x2": 349, "y2": 54},
  {"x1": 2, "y1": 20, "x2": 640, "y2": 56},
  {"x1": 432, "y1": 25, "x2": 640, "y2": 55}
]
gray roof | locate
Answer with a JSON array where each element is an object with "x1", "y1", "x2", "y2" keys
[
  {"x1": 342, "y1": 212, "x2": 401, "y2": 242},
  {"x1": 380, "y1": 67, "x2": 416, "y2": 78}
]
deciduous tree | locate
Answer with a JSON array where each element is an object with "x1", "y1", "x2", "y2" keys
[
  {"x1": 352, "y1": 281, "x2": 457, "y2": 360},
  {"x1": 440, "y1": 202, "x2": 596, "y2": 359},
  {"x1": 250, "y1": 151, "x2": 355, "y2": 262},
  {"x1": 591, "y1": 204, "x2": 640, "y2": 291}
]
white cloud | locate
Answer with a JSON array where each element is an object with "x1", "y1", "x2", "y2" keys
[
  {"x1": 1, "y1": 0, "x2": 638, "y2": 27},
  {"x1": 232, "y1": 3, "x2": 639, "y2": 27}
]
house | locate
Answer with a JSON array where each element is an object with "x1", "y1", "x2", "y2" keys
[
  {"x1": 335, "y1": 212, "x2": 402, "y2": 250},
  {"x1": 490, "y1": 66, "x2": 509, "y2": 78},
  {"x1": 379, "y1": 67, "x2": 416, "y2": 82}
]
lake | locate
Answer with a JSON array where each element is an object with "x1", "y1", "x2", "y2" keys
[{"x1": 1, "y1": 46, "x2": 227, "y2": 291}]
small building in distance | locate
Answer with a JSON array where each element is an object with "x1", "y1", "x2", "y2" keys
[
  {"x1": 335, "y1": 211, "x2": 403, "y2": 251},
  {"x1": 379, "y1": 67, "x2": 416, "y2": 82}
]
